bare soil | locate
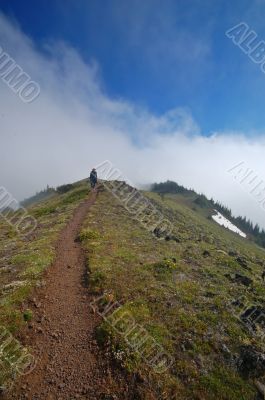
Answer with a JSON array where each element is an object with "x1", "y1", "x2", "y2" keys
[{"x1": 6, "y1": 190, "x2": 135, "y2": 400}]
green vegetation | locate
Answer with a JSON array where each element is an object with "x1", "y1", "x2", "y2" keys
[
  {"x1": 2, "y1": 177, "x2": 265, "y2": 398},
  {"x1": 79, "y1": 228, "x2": 101, "y2": 241},
  {"x1": 81, "y1": 185, "x2": 265, "y2": 399},
  {"x1": 0, "y1": 182, "x2": 89, "y2": 329},
  {"x1": 23, "y1": 309, "x2": 33, "y2": 322},
  {"x1": 0, "y1": 181, "x2": 89, "y2": 389},
  {"x1": 56, "y1": 183, "x2": 75, "y2": 194}
]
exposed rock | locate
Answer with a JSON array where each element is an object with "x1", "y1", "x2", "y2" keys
[
  {"x1": 225, "y1": 273, "x2": 252, "y2": 287},
  {"x1": 236, "y1": 256, "x2": 249, "y2": 270},
  {"x1": 228, "y1": 250, "x2": 238, "y2": 257},
  {"x1": 216, "y1": 249, "x2": 228, "y2": 255},
  {"x1": 221, "y1": 343, "x2": 231, "y2": 355},
  {"x1": 153, "y1": 227, "x2": 180, "y2": 242},
  {"x1": 237, "y1": 346, "x2": 265, "y2": 378},
  {"x1": 2, "y1": 280, "x2": 28, "y2": 292},
  {"x1": 254, "y1": 380, "x2": 265, "y2": 398},
  {"x1": 234, "y1": 273, "x2": 252, "y2": 287},
  {"x1": 241, "y1": 306, "x2": 265, "y2": 332},
  {"x1": 165, "y1": 234, "x2": 180, "y2": 242},
  {"x1": 153, "y1": 227, "x2": 164, "y2": 238},
  {"x1": 205, "y1": 291, "x2": 216, "y2": 298}
]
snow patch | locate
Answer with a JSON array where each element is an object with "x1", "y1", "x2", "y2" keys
[{"x1": 212, "y1": 210, "x2": 246, "y2": 238}]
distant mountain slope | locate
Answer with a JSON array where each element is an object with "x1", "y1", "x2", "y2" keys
[
  {"x1": 151, "y1": 180, "x2": 265, "y2": 248},
  {"x1": 21, "y1": 186, "x2": 56, "y2": 207},
  {"x1": 21, "y1": 178, "x2": 89, "y2": 207}
]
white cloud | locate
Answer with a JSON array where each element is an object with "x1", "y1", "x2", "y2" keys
[{"x1": 0, "y1": 12, "x2": 265, "y2": 229}]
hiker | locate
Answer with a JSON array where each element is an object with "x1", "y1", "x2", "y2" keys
[{"x1": 89, "y1": 168, "x2": 98, "y2": 190}]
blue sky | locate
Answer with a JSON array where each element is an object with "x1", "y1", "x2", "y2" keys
[
  {"x1": 1, "y1": 1, "x2": 265, "y2": 229},
  {"x1": 2, "y1": 0, "x2": 265, "y2": 135}
]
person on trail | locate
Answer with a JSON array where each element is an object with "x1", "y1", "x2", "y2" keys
[{"x1": 89, "y1": 168, "x2": 98, "y2": 190}]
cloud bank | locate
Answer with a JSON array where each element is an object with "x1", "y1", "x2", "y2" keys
[{"x1": 0, "y1": 12, "x2": 265, "y2": 228}]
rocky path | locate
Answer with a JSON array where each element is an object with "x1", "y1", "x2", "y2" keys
[{"x1": 7, "y1": 190, "x2": 132, "y2": 400}]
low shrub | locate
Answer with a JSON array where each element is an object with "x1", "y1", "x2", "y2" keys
[{"x1": 56, "y1": 184, "x2": 75, "y2": 194}]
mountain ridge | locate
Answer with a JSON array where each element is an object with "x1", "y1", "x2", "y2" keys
[{"x1": 1, "y1": 178, "x2": 265, "y2": 399}]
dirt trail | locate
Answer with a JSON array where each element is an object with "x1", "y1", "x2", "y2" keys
[{"x1": 7, "y1": 190, "x2": 132, "y2": 400}]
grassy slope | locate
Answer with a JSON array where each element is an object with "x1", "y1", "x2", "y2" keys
[
  {"x1": 80, "y1": 187, "x2": 265, "y2": 400},
  {"x1": 0, "y1": 181, "x2": 89, "y2": 388}
]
